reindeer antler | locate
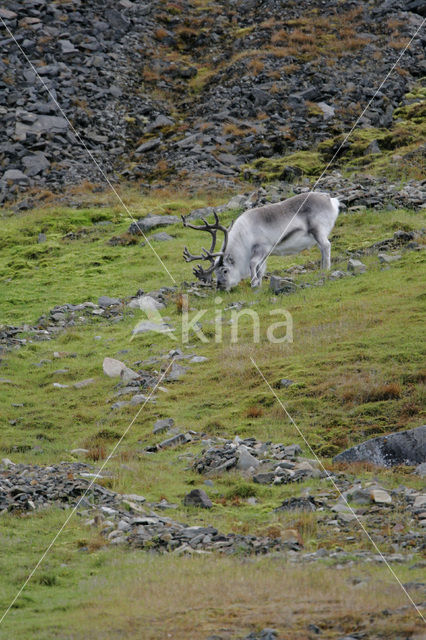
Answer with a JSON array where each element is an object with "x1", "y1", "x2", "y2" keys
[{"x1": 181, "y1": 212, "x2": 231, "y2": 282}]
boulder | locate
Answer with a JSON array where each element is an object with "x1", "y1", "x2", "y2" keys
[
  {"x1": 269, "y1": 276, "x2": 297, "y2": 295},
  {"x1": 236, "y1": 445, "x2": 260, "y2": 471},
  {"x1": 333, "y1": 425, "x2": 426, "y2": 467},
  {"x1": 102, "y1": 357, "x2": 139, "y2": 381},
  {"x1": 128, "y1": 214, "x2": 179, "y2": 234},
  {"x1": 1, "y1": 169, "x2": 29, "y2": 185},
  {"x1": 347, "y1": 258, "x2": 367, "y2": 274},
  {"x1": 21, "y1": 153, "x2": 50, "y2": 176},
  {"x1": 183, "y1": 489, "x2": 212, "y2": 509}
]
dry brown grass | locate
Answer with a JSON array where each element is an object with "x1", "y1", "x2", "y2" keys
[
  {"x1": 198, "y1": 121, "x2": 214, "y2": 132},
  {"x1": 248, "y1": 57, "x2": 265, "y2": 74},
  {"x1": 245, "y1": 405, "x2": 263, "y2": 418},
  {"x1": 341, "y1": 379, "x2": 401, "y2": 404},
  {"x1": 154, "y1": 27, "x2": 169, "y2": 40},
  {"x1": 270, "y1": 28, "x2": 287, "y2": 45},
  {"x1": 86, "y1": 445, "x2": 107, "y2": 461},
  {"x1": 142, "y1": 68, "x2": 160, "y2": 82},
  {"x1": 73, "y1": 555, "x2": 425, "y2": 639},
  {"x1": 267, "y1": 69, "x2": 281, "y2": 79},
  {"x1": 154, "y1": 158, "x2": 170, "y2": 175},
  {"x1": 282, "y1": 62, "x2": 299, "y2": 74},
  {"x1": 223, "y1": 123, "x2": 256, "y2": 137},
  {"x1": 387, "y1": 17, "x2": 405, "y2": 30},
  {"x1": 389, "y1": 38, "x2": 411, "y2": 50},
  {"x1": 260, "y1": 17, "x2": 281, "y2": 29}
]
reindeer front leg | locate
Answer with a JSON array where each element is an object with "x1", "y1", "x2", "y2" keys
[{"x1": 250, "y1": 245, "x2": 267, "y2": 288}]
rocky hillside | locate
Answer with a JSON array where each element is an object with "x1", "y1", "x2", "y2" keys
[{"x1": 0, "y1": 0, "x2": 425, "y2": 203}]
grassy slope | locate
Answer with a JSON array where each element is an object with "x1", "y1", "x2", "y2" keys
[{"x1": 0, "y1": 194, "x2": 425, "y2": 639}]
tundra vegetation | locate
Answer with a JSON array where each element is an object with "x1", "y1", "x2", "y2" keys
[
  {"x1": 0, "y1": 189, "x2": 425, "y2": 638},
  {"x1": 0, "y1": 0, "x2": 425, "y2": 637}
]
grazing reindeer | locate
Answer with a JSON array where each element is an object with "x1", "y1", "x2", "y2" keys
[{"x1": 182, "y1": 192, "x2": 340, "y2": 291}]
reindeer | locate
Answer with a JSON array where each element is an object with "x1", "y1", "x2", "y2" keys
[{"x1": 182, "y1": 192, "x2": 340, "y2": 291}]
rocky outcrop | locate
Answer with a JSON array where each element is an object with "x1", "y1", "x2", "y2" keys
[
  {"x1": 0, "y1": 0, "x2": 424, "y2": 202},
  {"x1": 333, "y1": 425, "x2": 426, "y2": 467}
]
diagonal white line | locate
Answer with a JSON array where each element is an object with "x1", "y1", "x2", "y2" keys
[
  {"x1": 250, "y1": 356, "x2": 425, "y2": 622},
  {"x1": 252, "y1": 17, "x2": 425, "y2": 284},
  {"x1": 0, "y1": 17, "x2": 176, "y2": 284},
  {"x1": 0, "y1": 358, "x2": 175, "y2": 626}
]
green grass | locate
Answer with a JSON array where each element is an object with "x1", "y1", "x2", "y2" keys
[
  {"x1": 0, "y1": 193, "x2": 425, "y2": 637},
  {"x1": 0, "y1": 510, "x2": 424, "y2": 640}
]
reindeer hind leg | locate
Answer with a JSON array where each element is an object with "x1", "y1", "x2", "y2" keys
[{"x1": 310, "y1": 228, "x2": 331, "y2": 270}]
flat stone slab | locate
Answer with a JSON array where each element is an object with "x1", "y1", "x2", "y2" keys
[
  {"x1": 128, "y1": 214, "x2": 179, "y2": 234},
  {"x1": 333, "y1": 425, "x2": 426, "y2": 467}
]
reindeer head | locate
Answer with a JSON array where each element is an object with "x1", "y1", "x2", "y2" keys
[
  {"x1": 215, "y1": 254, "x2": 241, "y2": 291},
  {"x1": 181, "y1": 212, "x2": 233, "y2": 287}
]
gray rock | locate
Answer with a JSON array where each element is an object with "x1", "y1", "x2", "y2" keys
[
  {"x1": 346, "y1": 488, "x2": 371, "y2": 505},
  {"x1": 105, "y1": 7, "x2": 130, "y2": 32},
  {"x1": 370, "y1": 488, "x2": 392, "y2": 504},
  {"x1": 378, "y1": 253, "x2": 402, "y2": 264},
  {"x1": 128, "y1": 295, "x2": 165, "y2": 311},
  {"x1": 364, "y1": 139, "x2": 381, "y2": 155},
  {"x1": 253, "y1": 472, "x2": 275, "y2": 484},
  {"x1": 269, "y1": 276, "x2": 297, "y2": 294},
  {"x1": 236, "y1": 445, "x2": 260, "y2": 471},
  {"x1": 166, "y1": 362, "x2": 188, "y2": 381},
  {"x1": 129, "y1": 394, "x2": 149, "y2": 405},
  {"x1": 135, "y1": 138, "x2": 162, "y2": 153},
  {"x1": 159, "y1": 433, "x2": 192, "y2": 449},
  {"x1": 151, "y1": 232, "x2": 173, "y2": 241},
  {"x1": 317, "y1": 102, "x2": 335, "y2": 118},
  {"x1": 98, "y1": 296, "x2": 121, "y2": 308},
  {"x1": 347, "y1": 259, "x2": 367, "y2": 274},
  {"x1": 153, "y1": 418, "x2": 174, "y2": 434},
  {"x1": 275, "y1": 497, "x2": 317, "y2": 512},
  {"x1": 226, "y1": 194, "x2": 249, "y2": 209},
  {"x1": 122, "y1": 493, "x2": 146, "y2": 503},
  {"x1": 183, "y1": 489, "x2": 212, "y2": 509},
  {"x1": 279, "y1": 378, "x2": 294, "y2": 388},
  {"x1": 128, "y1": 214, "x2": 179, "y2": 234},
  {"x1": 283, "y1": 444, "x2": 302, "y2": 457},
  {"x1": 73, "y1": 378, "x2": 95, "y2": 389},
  {"x1": 70, "y1": 448, "x2": 89, "y2": 456},
  {"x1": 415, "y1": 462, "x2": 426, "y2": 478},
  {"x1": 31, "y1": 115, "x2": 68, "y2": 135},
  {"x1": 132, "y1": 320, "x2": 174, "y2": 336},
  {"x1": 148, "y1": 115, "x2": 174, "y2": 130},
  {"x1": 190, "y1": 356, "x2": 208, "y2": 363},
  {"x1": 1, "y1": 169, "x2": 29, "y2": 185},
  {"x1": 333, "y1": 425, "x2": 426, "y2": 467},
  {"x1": 22, "y1": 153, "x2": 50, "y2": 176},
  {"x1": 329, "y1": 270, "x2": 348, "y2": 280},
  {"x1": 102, "y1": 357, "x2": 138, "y2": 382},
  {"x1": 331, "y1": 502, "x2": 356, "y2": 521},
  {"x1": 58, "y1": 39, "x2": 77, "y2": 54}
]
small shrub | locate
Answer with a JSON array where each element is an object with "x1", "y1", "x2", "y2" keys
[
  {"x1": 270, "y1": 29, "x2": 287, "y2": 45},
  {"x1": 154, "y1": 27, "x2": 169, "y2": 40},
  {"x1": 35, "y1": 572, "x2": 58, "y2": 587},
  {"x1": 226, "y1": 483, "x2": 257, "y2": 499},
  {"x1": 86, "y1": 445, "x2": 107, "y2": 462},
  {"x1": 245, "y1": 405, "x2": 263, "y2": 418},
  {"x1": 248, "y1": 58, "x2": 264, "y2": 74}
]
